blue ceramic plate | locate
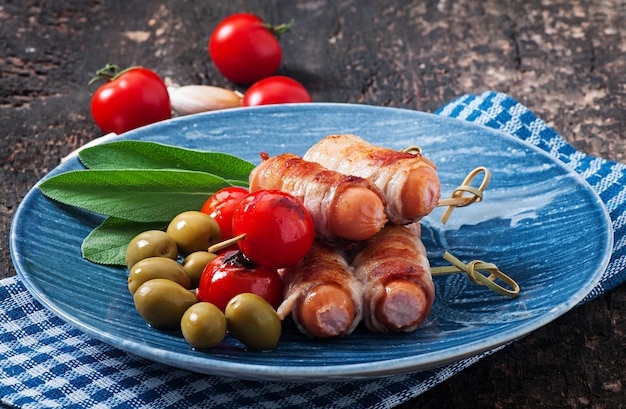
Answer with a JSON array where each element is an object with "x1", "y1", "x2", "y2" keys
[{"x1": 11, "y1": 103, "x2": 613, "y2": 382}]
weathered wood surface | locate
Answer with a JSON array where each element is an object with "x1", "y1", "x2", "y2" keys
[{"x1": 2, "y1": 1, "x2": 626, "y2": 407}]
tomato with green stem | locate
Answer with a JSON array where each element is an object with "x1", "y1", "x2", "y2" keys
[
  {"x1": 232, "y1": 189, "x2": 314, "y2": 269},
  {"x1": 89, "y1": 64, "x2": 171, "y2": 134},
  {"x1": 209, "y1": 13, "x2": 292, "y2": 84}
]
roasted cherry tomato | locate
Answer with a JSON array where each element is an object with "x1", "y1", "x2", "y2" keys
[
  {"x1": 209, "y1": 13, "x2": 289, "y2": 84},
  {"x1": 232, "y1": 189, "x2": 314, "y2": 269},
  {"x1": 200, "y1": 186, "x2": 249, "y2": 241},
  {"x1": 197, "y1": 250, "x2": 283, "y2": 311},
  {"x1": 242, "y1": 76, "x2": 312, "y2": 106},
  {"x1": 89, "y1": 64, "x2": 171, "y2": 134}
]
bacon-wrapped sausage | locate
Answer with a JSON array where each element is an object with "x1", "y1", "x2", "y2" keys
[
  {"x1": 303, "y1": 134, "x2": 441, "y2": 224},
  {"x1": 351, "y1": 223, "x2": 434, "y2": 333},
  {"x1": 249, "y1": 153, "x2": 387, "y2": 243},
  {"x1": 277, "y1": 242, "x2": 363, "y2": 338}
]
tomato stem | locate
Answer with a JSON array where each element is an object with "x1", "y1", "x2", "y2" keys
[
  {"x1": 263, "y1": 19, "x2": 294, "y2": 38},
  {"x1": 87, "y1": 63, "x2": 143, "y2": 94},
  {"x1": 208, "y1": 233, "x2": 246, "y2": 254}
]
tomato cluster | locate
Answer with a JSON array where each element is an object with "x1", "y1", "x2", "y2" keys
[
  {"x1": 89, "y1": 12, "x2": 312, "y2": 133},
  {"x1": 209, "y1": 13, "x2": 312, "y2": 104},
  {"x1": 197, "y1": 187, "x2": 314, "y2": 310}
]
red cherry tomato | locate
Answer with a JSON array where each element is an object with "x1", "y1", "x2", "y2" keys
[
  {"x1": 209, "y1": 13, "x2": 284, "y2": 84},
  {"x1": 200, "y1": 187, "x2": 249, "y2": 241},
  {"x1": 232, "y1": 189, "x2": 314, "y2": 269},
  {"x1": 242, "y1": 76, "x2": 312, "y2": 106},
  {"x1": 197, "y1": 250, "x2": 283, "y2": 311},
  {"x1": 89, "y1": 64, "x2": 171, "y2": 134}
]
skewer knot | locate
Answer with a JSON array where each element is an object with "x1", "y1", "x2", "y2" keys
[
  {"x1": 438, "y1": 166, "x2": 491, "y2": 224},
  {"x1": 431, "y1": 251, "x2": 520, "y2": 298}
]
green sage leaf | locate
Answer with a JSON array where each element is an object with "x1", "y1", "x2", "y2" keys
[
  {"x1": 82, "y1": 217, "x2": 167, "y2": 266},
  {"x1": 78, "y1": 140, "x2": 255, "y2": 185},
  {"x1": 39, "y1": 169, "x2": 231, "y2": 222}
]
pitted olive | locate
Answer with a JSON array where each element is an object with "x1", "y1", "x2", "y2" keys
[
  {"x1": 225, "y1": 293, "x2": 282, "y2": 350},
  {"x1": 128, "y1": 257, "x2": 191, "y2": 295},
  {"x1": 166, "y1": 211, "x2": 221, "y2": 255},
  {"x1": 180, "y1": 302, "x2": 227, "y2": 350},
  {"x1": 182, "y1": 251, "x2": 217, "y2": 288},
  {"x1": 133, "y1": 278, "x2": 198, "y2": 330},
  {"x1": 125, "y1": 230, "x2": 178, "y2": 269}
]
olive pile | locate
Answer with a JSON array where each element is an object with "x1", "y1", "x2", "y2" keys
[{"x1": 125, "y1": 210, "x2": 282, "y2": 351}]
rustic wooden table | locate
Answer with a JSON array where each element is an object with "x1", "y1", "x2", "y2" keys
[{"x1": 2, "y1": 1, "x2": 625, "y2": 407}]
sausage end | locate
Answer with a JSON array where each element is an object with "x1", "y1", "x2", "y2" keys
[
  {"x1": 328, "y1": 187, "x2": 386, "y2": 241},
  {"x1": 376, "y1": 279, "x2": 429, "y2": 331},
  {"x1": 400, "y1": 166, "x2": 441, "y2": 221},
  {"x1": 296, "y1": 283, "x2": 356, "y2": 338}
]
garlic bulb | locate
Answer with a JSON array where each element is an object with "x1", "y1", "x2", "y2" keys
[{"x1": 169, "y1": 85, "x2": 242, "y2": 115}]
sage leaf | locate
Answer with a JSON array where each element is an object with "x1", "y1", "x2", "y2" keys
[
  {"x1": 82, "y1": 217, "x2": 167, "y2": 266},
  {"x1": 39, "y1": 169, "x2": 231, "y2": 222},
  {"x1": 78, "y1": 140, "x2": 254, "y2": 185}
]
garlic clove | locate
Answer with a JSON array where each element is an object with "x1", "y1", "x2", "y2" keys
[{"x1": 169, "y1": 85, "x2": 242, "y2": 115}]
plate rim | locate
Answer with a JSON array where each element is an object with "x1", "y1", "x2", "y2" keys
[{"x1": 9, "y1": 102, "x2": 614, "y2": 381}]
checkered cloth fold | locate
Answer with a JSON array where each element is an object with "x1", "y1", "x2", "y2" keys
[{"x1": 2, "y1": 91, "x2": 624, "y2": 408}]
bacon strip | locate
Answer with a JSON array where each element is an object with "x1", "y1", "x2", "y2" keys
[
  {"x1": 351, "y1": 223, "x2": 434, "y2": 333},
  {"x1": 277, "y1": 242, "x2": 363, "y2": 338},
  {"x1": 303, "y1": 134, "x2": 441, "y2": 224},
  {"x1": 249, "y1": 153, "x2": 387, "y2": 243}
]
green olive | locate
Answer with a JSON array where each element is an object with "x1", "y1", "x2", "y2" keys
[
  {"x1": 133, "y1": 278, "x2": 198, "y2": 330},
  {"x1": 181, "y1": 302, "x2": 227, "y2": 350},
  {"x1": 128, "y1": 257, "x2": 191, "y2": 295},
  {"x1": 126, "y1": 230, "x2": 178, "y2": 269},
  {"x1": 182, "y1": 251, "x2": 217, "y2": 288},
  {"x1": 225, "y1": 293, "x2": 282, "y2": 351},
  {"x1": 166, "y1": 211, "x2": 221, "y2": 255}
]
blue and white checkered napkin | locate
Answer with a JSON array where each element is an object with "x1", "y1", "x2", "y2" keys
[{"x1": 2, "y1": 91, "x2": 625, "y2": 408}]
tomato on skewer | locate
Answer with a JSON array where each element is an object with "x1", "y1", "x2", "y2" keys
[
  {"x1": 197, "y1": 250, "x2": 283, "y2": 312},
  {"x1": 200, "y1": 186, "x2": 249, "y2": 242},
  {"x1": 232, "y1": 189, "x2": 314, "y2": 270}
]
